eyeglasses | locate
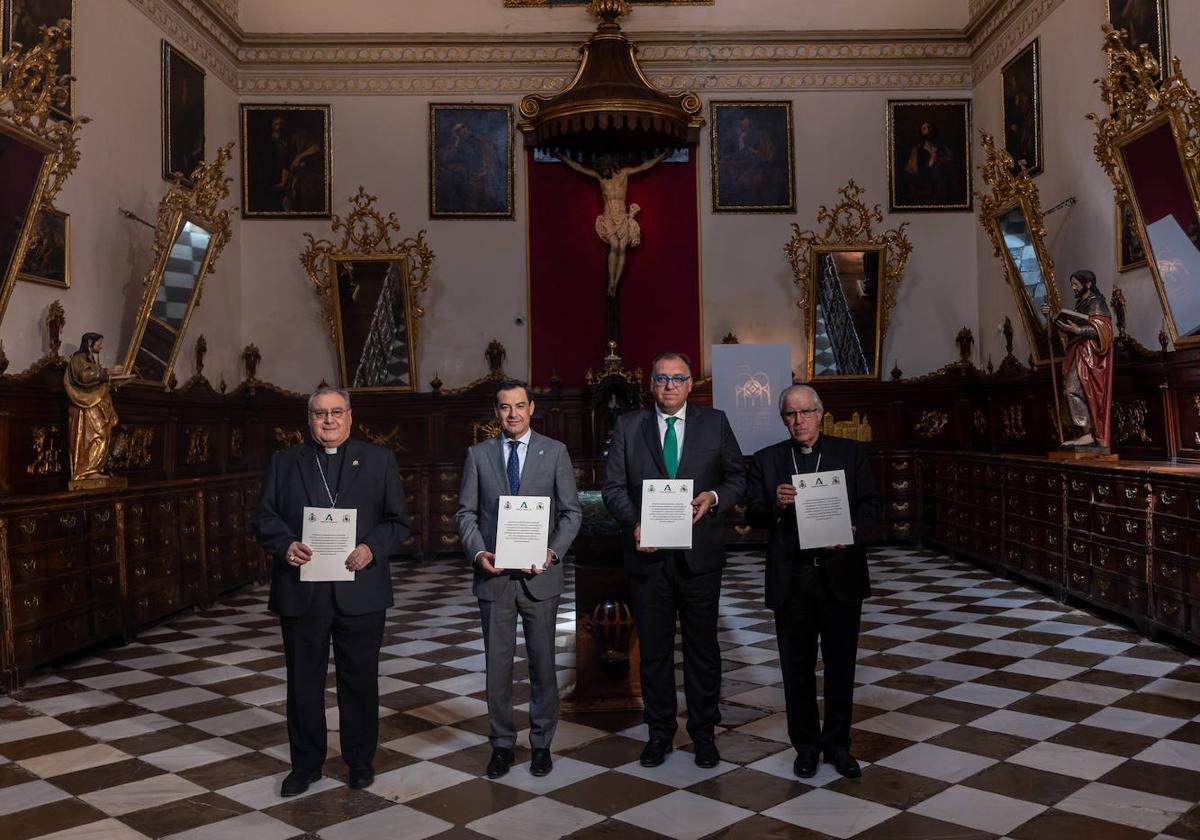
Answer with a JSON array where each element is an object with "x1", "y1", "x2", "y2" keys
[
  {"x1": 782, "y1": 408, "x2": 821, "y2": 420},
  {"x1": 651, "y1": 374, "x2": 692, "y2": 388},
  {"x1": 310, "y1": 408, "x2": 348, "y2": 420}
]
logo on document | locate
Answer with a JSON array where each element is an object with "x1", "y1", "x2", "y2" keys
[
  {"x1": 832, "y1": 476, "x2": 841, "y2": 485},
  {"x1": 797, "y1": 479, "x2": 807, "y2": 489},
  {"x1": 519, "y1": 501, "x2": 530, "y2": 510},
  {"x1": 814, "y1": 477, "x2": 825, "y2": 487},
  {"x1": 662, "y1": 484, "x2": 673, "y2": 493},
  {"x1": 536, "y1": 501, "x2": 546, "y2": 510},
  {"x1": 323, "y1": 513, "x2": 336, "y2": 522},
  {"x1": 308, "y1": 512, "x2": 317, "y2": 522},
  {"x1": 504, "y1": 500, "x2": 512, "y2": 510},
  {"x1": 342, "y1": 514, "x2": 352, "y2": 522}
]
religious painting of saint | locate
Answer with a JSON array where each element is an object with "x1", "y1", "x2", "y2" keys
[
  {"x1": 161, "y1": 40, "x2": 205, "y2": 186},
  {"x1": 1001, "y1": 38, "x2": 1042, "y2": 177},
  {"x1": 709, "y1": 101, "x2": 795, "y2": 213},
  {"x1": 429, "y1": 104, "x2": 513, "y2": 219},
  {"x1": 1107, "y1": 0, "x2": 1170, "y2": 83},
  {"x1": 887, "y1": 99, "x2": 973, "y2": 212},
  {"x1": 18, "y1": 207, "x2": 68, "y2": 287},
  {"x1": 1117, "y1": 200, "x2": 1148, "y2": 272},
  {"x1": 240, "y1": 104, "x2": 332, "y2": 219},
  {"x1": 2, "y1": 0, "x2": 74, "y2": 121}
]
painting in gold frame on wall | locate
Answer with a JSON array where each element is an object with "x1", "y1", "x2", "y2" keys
[
  {"x1": 240, "y1": 104, "x2": 332, "y2": 219},
  {"x1": 1117, "y1": 199, "x2": 1147, "y2": 272},
  {"x1": 709, "y1": 100, "x2": 795, "y2": 213},
  {"x1": 1001, "y1": 38, "x2": 1042, "y2": 177},
  {"x1": 886, "y1": 99, "x2": 973, "y2": 212},
  {"x1": 1107, "y1": 0, "x2": 1170, "y2": 84},
  {"x1": 161, "y1": 40, "x2": 205, "y2": 185},
  {"x1": 2, "y1": 0, "x2": 74, "y2": 121},
  {"x1": 429, "y1": 104, "x2": 514, "y2": 220},
  {"x1": 18, "y1": 206, "x2": 68, "y2": 287}
]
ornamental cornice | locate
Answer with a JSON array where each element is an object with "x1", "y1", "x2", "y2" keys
[
  {"x1": 238, "y1": 68, "x2": 971, "y2": 96},
  {"x1": 128, "y1": 0, "x2": 239, "y2": 86},
  {"x1": 971, "y1": 0, "x2": 1066, "y2": 79}
]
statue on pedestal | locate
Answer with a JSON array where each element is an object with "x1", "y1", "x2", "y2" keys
[
  {"x1": 64, "y1": 332, "x2": 126, "y2": 490},
  {"x1": 1041, "y1": 270, "x2": 1114, "y2": 451}
]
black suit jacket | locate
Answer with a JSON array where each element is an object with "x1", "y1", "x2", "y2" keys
[
  {"x1": 253, "y1": 438, "x2": 411, "y2": 617},
  {"x1": 602, "y1": 403, "x2": 746, "y2": 575},
  {"x1": 745, "y1": 434, "x2": 880, "y2": 610}
]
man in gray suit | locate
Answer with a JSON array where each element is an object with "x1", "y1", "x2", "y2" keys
[{"x1": 456, "y1": 379, "x2": 582, "y2": 779}]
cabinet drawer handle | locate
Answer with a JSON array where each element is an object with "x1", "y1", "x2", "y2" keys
[
  {"x1": 1097, "y1": 484, "x2": 1110, "y2": 498},
  {"x1": 21, "y1": 558, "x2": 37, "y2": 573},
  {"x1": 158, "y1": 501, "x2": 174, "y2": 513},
  {"x1": 59, "y1": 513, "x2": 79, "y2": 528},
  {"x1": 1071, "y1": 478, "x2": 1084, "y2": 491},
  {"x1": 93, "y1": 542, "x2": 111, "y2": 557},
  {"x1": 131, "y1": 504, "x2": 144, "y2": 517},
  {"x1": 734, "y1": 525, "x2": 751, "y2": 536},
  {"x1": 1160, "y1": 491, "x2": 1177, "y2": 506},
  {"x1": 440, "y1": 514, "x2": 453, "y2": 524},
  {"x1": 439, "y1": 472, "x2": 456, "y2": 481},
  {"x1": 1125, "y1": 557, "x2": 1139, "y2": 571},
  {"x1": 1159, "y1": 527, "x2": 1178, "y2": 543},
  {"x1": 893, "y1": 501, "x2": 910, "y2": 513},
  {"x1": 895, "y1": 522, "x2": 912, "y2": 534},
  {"x1": 1160, "y1": 563, "x2": 1178, "y2": 578},
  {"x1": 93, "y1": 509, "x2": 112, "y2": 523},
  {"x1": 1072, "y1": 511, "x2": 1087, "y2": 523},
  {"x1": 1071, "y1": 572, "x2": 1086, "y2": 586},
  {"x1": 893, "y1": 460, "x2": 909, "y2": 471},
  {"x1": 134, "y1": 566, "x2": 148, "y2": 579},
  {"x1": 892, "y1": 480, "x2": 910, "y2": 491},
  {"x1": 1025, "y1": 474, "x2": 1036, "y2": 485},
  {"x1": 1124, "y1": 486, "x2": 1138, "y2": 501},
  {"x1": 133, "y1": 535, "x2": 145, "y2": 548},
  {"x1": 1098, "y1": 580, "x2": 1111, "y2": 596},
  {"x1": 1162, "y1": 601, "x2": 1180, "y2": 617},
  {"x1": 440, "y1": 494, "x2": 456, "y2": 503},
  {"x1": 1124, "y1": 521, "x2": 1139, "y2": 535},
  {"x1": 440, "y1": 535, "x2": 459, "y2": 545},
  {"x1": 98, "y1": 575, "x2": 114, "y2": 587},
  {"x1": 137, "y1": 597, "x2": 150, "y2": 609},
  {"x1": 1047, "y1": 563, "x2": 1058, "y2": 576},
  {"x1": 1071, "y1": 540, "x2": 1085, "y2": 555},
  {"x1": 23, "y1": 595, "x2": 40, "y2": 609},
  {"x1": 20, "y1": 520, "x2": 37, "y2": 535}
]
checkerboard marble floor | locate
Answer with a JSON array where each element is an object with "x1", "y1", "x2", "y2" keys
[{"x1": 3, "y1": 546, "x2": 1200, "y2": 839}]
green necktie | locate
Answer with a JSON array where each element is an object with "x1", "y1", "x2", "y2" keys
[{"x1": 663, "y1": 416, "x2": 679, "y2": 479}]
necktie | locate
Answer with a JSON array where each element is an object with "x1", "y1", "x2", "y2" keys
[
  {"x1": 507, "y1": 440, "x2": 521, "y2": 495},
  {"x1": 663, "y1": 417, "x2": 679, "y2": 479}
]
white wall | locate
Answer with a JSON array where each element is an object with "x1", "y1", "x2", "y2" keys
[
  {"x1": 237, "y1": 0, "x2": 969, "y2": 36},
  {"x1": 1, "y1": 0, "x2": 243, "y2": 384},
  {"x1": 972, "y1": 0, "x2": 1200, "y2": 366}
]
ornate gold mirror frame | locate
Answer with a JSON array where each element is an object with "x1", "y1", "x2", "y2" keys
[
  {"x1": 784, "y1": 180, "x2": 912, "y2": 381},
  {"x1": 977, "y1": 130, "x2": 1063, "y2": 366},
  {"x1": 0, "y1": 22, "x2": 86, "y2": 325},
  {"x1": 121, "y1": 143, "x2": 235, "y2": 385},
  {"x1": 300, "y1": 188, "x2": 434, "y2": 392},
  {"x1": 1090, "y1": 26, "x2": 1200, "y2": 348}
]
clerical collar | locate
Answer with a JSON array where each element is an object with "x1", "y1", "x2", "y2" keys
[
  {"x1": 324, "y1": 447, "x2": 338, "y2": 455},
  {"x1": 792, "y1": 436, "x2": 821, "y2": 455}
]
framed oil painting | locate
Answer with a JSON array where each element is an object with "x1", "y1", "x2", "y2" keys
[
  {"x1": 1117, "y1": 199, "x2": 1148, "y2": 272},
  {"x1": 887, "y1": 99, "x2": 973, "y2": 212},
  {"x1": 3, "y1": 0, "x2": 74, "y2": 121},
  {"x1": 1001, "y1": 38, "x2": 1042, "y2": 177},
  {"x1": 1107, "y1": 0, "x2": 1169, "y2": 83},
  {"x1": 17, "y1": 206, "x2": 68, "y2": 287},
  {"x1": 709, "y1": 101, "x2": 795, "y2": 213},
  {"x1": 240, "y1": 104, "x2": 331, "y2": 218},
  {"x1": 429, "y1": 104, "x2": 513, "y2": 219},
  {"x1": 161, "y1": 40, "x2": 205, "y2": 185}
]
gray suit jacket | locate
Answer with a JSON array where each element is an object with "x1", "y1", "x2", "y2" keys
[{"x1": 456, "y1": 430, "x2": 582, "y2": 601}]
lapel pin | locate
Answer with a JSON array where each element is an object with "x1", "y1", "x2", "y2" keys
[
  {"x1": 538, "y1": 449, "x2": 544, "y2": 455},
  {"x1": 352, "y1": 459, "x2": 360, "y2": 466}
]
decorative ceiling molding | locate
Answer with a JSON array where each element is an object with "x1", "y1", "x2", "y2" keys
[
  {"x1": 239, "y1": 67, "x2": 972, "y2": 96},
  {"x1": 970, "y1": 0, "x2": 1066, "y2": 80},
  {"x1": 129, "y1": 0, "x2": 1065, "y2": 96}
]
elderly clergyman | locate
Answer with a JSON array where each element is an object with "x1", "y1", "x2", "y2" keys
[
  {"x1": 744, "y1": 384, "x2": 880, "y2": 780},
  {"x1": 253, "y1": 386, "x2": 411, "y2": 796}
]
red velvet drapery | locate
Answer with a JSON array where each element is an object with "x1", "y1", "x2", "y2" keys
[{"x1": 527, "y1": 149, "x2": 701, "y2": 386}]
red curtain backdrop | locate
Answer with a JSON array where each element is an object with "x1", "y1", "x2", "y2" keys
[{"x1": 528, "y1": 149, "x2": 701, "y2": 387}]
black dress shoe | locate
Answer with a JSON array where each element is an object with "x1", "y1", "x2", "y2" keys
[
  {"x1": 280, "y1": 767, "x2": 321, "y2": 797},
  {"x1": 530, "y1": 748, "x2": 553, "y2": 777},
  {"x1": 486, "y1": 747, "x2": 514, "y2": 779},
  {"x1": 640, "y1": 737, "x2": 672, "y2": 767},
  {"x1": 693, "y1": 738, "x2": 720, "y2": 769},
  {"x1": 793, "y1": 748, "x2": 819, "y2": 779},
  {"x1": 825, "y1": 748, "x2": 862, "y2": 778},
  {"x1": 347, "y1": 766, "x2": 375, "y2": 790}
]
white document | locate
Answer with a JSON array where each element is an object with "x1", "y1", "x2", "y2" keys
[
  {"x1": 494, "y1": 495, "x2": 551, "y2": 570},
  {"x1": 639, "y1": 479, "x2": 694, "y2": 550},
  {"x1": 300, "y1": 506, "x2": 357, "y2": 582},
  {"x1": 792, "y1": 469, "x2": 854, "y2": 550}
]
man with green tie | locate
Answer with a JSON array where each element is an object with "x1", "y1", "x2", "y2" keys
[{"x1": 602, "y1": 352, "x2": 746, "y2": 770}]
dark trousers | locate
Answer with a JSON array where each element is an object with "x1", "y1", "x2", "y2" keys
[
  {"x1": 630, "y1": 552, "x2": 722, "y2": 741},
  {"x1": 279, "y1": 603, "x2": 386, "y2": 773},
  {"x1": 774, "y1": 563, "x2": 862, "y2": 754}
]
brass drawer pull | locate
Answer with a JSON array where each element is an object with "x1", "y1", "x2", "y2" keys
[
  {"x1": 1125, "y1": 557, "x2": 1139, "y2": 571},
  {"x1": 134, "y1": 566, "x2": 148, "y2": 579},
  {"x1": 895, "y1": 522, "x2": 912, "y2": 534},
  {"x1": 440, "y1": 494, "x2": 456, "y2": 503},
  {"x1": 1025, "y1": 474, "x2": 1036, "y2": 485},
  {"x1": 131, "y1": 504, "x2": 144, "y2": 517},
  {"x1": 94, "y1": 542, "x2": 111, "y2": 557},
  {"x1": 1162, "y1": 601, "x2": 1180, "y2": 617},
  {"x1": 20, "y1": 520, "x2": 37, "y2": 535},
  {"x1": 439, "y1": 472, "x2": 456, "y2": 481},
  {"x1": 1097, "y1": 484, "x2": 1111, "y2": 498},
  {"x1": 23, "y1": 595, "x2": 40, "y2": 609},
  {"x1": 1070, "y1": 478, "x2": 1084, "y2": 492},
  {"x1": 1160, "y1": 563, "x2": 1178, "y2": 578},
  {"x1": 1072, "y1": 511, "x2": 1087, "y2": 523},
  {"x1": 1159, "y1": 527, "x2": 1178, "y2": 543},
  {"x1": 893, "y1": 501, "x2": 910, "y2": 513},
  {"x1": 1124, "y1": 521, "x2": 1139, "y2": 535},
  {"x1": 892, "y1": 480, "x2": 910, "y2": 491},
  {"x1": 21, "y1": 558, "x2": 37, "y2": 573},
  {"x1": 1071, "y1": 573, "x2": 1086, "y2": 586},
  {"x1": 892, "y1": 460, "x2": 909, "y2": 471},
  {"x1": 133, "y1": 535, "x2": 145, "y2": 548},
  {"x1": 734, "y1": 525, "x2": 751, "y2": 536},
  {"x1": 93, "y1": 509, "x2": 112, "y2": 523},
  {"x1": 59, "y1": 513, "x2": 79, "y2": 528},
  {"x1": 1160, "y1": 491, "x2": 1177, "y2": 506},
  {"x1": 1047, "y1": 563, "x2": 1058, "y2": 576},
  {"x1": 440, "y1": 514, "x2": 453, "y2": 524},
  {"x1": 1071, "y1": 540, "x2": 1085, "y2": 555},
  {"x1": 1098, "y1": 580, "x2": 1111, "y2": 596},
  {"x1": 98, "y1": 575, "x2": 114, "y2": 587},
  {"x1": 1125, "y1": 487, "x2": 1138, "y2": 501},
  {"x1": 733, "y1": 504, "x2": 746, "y2": 514},
  {"x1": 440, "y1": 535, "x2": 459, "y2": 545}
]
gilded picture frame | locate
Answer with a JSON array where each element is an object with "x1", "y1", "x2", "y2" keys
[
  {"x1": 887, "y1": 99, "x2": 973, "y2": 212},
  {"x1": 17, "y1": 206, "x2": 68, "y2": 288},
  {"x1": 0, "y1": 121, "x2": 56, "y2": 322},
  {"x1": 1106, "y1": 0, "x2": 1170, "y2": 85},
  {"x1": 428, "y1": 104, "x2": 514, "y2": 219},
  {"x1": 709, "y1": 100, "x2": 795, "y2": 213},
  {"x1": 1001, "y1": 38, "x2": 1043, "y2": 177},
  {"x1": 161, "y1": 40, "x2": 205, "y2": 186},
  {"x1": 329, "y1": 255, "x2": 419, "y2": 393},
  {"x1": 240, "y1": 103, "x2": 332, "y2": 219},
  {"x1": 2, "y1": 0, "x2": 74, "y2": 121}
]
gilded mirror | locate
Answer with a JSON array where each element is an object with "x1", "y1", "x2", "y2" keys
[
  {"x1": 122, "y1": 143, "x2": 234, "y2": 384},
  {"x1": 785, "y1": 180, "x2": 911, "y2": 381},
  {"x1": 0, "y1": 22, "x2": 85, "y2": 326},
  {"x1": 301, "y1": 188, "x2": 434, "y2": 392},
  {"x1": 977, "y1": 131, "x2": 1063, "y2": 365},
  {"x1": 1091, "y1": 26, "x2": 1200, "y2": 347}
]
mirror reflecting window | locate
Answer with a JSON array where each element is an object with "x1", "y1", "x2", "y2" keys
[
  {"x1": 332, "y1": 258, "x2": 416, "y2": 390},
  {"x1": 811, "y1": 249, "x2": 881, "y2": 378},
  {"x1": 0, "y1": 127, "x2": 54, "y2": 320},
  {"x1": 1119, "y1": 119, "x2": 1200, "y2": 339}
]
